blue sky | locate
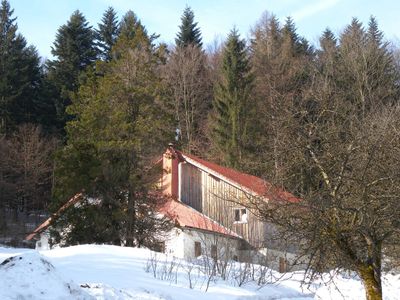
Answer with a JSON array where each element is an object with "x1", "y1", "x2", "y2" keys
[{"x1": 9, "y1": 0, "x2": 400, "y2": 59}]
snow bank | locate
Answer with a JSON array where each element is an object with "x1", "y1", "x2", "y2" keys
[
  {"x1": 0, "y1": 251, "x2": 93, "y2": 300},
  {"x1": 0, "y1": 246, "x2": 31, "y2": 261},
  {"x1": 0, "y1": 245, "x2": 399, "y2": 299}
]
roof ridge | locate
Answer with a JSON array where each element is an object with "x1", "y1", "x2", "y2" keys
[
  {"x1": 176, "y1": 150, "x2": 269, "y2": 196},
  {"x1": 175, "y1": 149, "x2": 299, "y2": 203}
]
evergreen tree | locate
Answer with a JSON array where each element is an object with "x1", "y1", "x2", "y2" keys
[
  {"x1": 0, "y1": 0, "x2": 43, "y2": 133},
  {"x1": 249, "y1": 12, "x2": 313, "y2": 178},
  {"x1": 32, "y1": 73, "x2": 59, "y2": 133},
  {"x1": 319, "y1": 28, "x2": 337, "y2": 53},
  {"x1": 317, "y1": 28, "x2": 339, "y2": 76},
  {"x1": 175, "y1": 6, "x2": 202, "y2": 48},
  {"x1": 211, "y1": 28, "x2": 253, "y2": 170},
  {"x1": 96, "y1": 6, "x2": 119, "y2": 61},
  {"x1": 47, "y1": 10, "x2": 97, "y2": 130},
  {"x1": 367, "y1": 16, "x2": 383, "y2": 45},
  {"x1": 282, "y1": 17, "x2": 299, "y2": 57},
  {"x1": 112, "y1": 10, "x2": 155, "y2": 57},
  {"x1": 366, "y1": 16, "x2": 396, "y2": 89},
  {"x1": 280, "y1": 17, "x2": 312, "y2": 58},
  {"x1": 119, "y1": 10, "x2": 143, "y2": 40},
  {"x1": 10, "y1": 43, "x2": 42, "y2": 124},
  {"x1": 53, "y1": 20, "x2": 173, "y2": 247},
  {"x1": 0, "y1": 0, "x2": 18, "y2": 132}
]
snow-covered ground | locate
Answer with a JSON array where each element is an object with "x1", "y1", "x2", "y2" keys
[{"x1": 0, "y1": 245, "x2": 399, "y2": 300}]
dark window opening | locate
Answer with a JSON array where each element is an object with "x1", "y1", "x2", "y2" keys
[
  {"x1": 211, "y1": 245, "x2": 217, "y2": 260},
  {"x1": 233, "y1": 208, "x2": 248, "y2": 223},
  {"x1": 194, "y1": 241, "x2": 202, "y2": 257},
  {"x1": 234, "y1": 209, "x2": 240, "y2": 222},
  {"x1": 279, "y1": 257, "x2": 287, "y2": 273}
]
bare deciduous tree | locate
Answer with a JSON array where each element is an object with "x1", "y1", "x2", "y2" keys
[
  {"x1": 8, "y1": 124, "x2": 57, "y2": 214},
  {"x1": 0, "y1": 124, "x2": 57, "y2": 242},
  {"x1": 251, "y1": 102, "x2": 400, "y2": 300},
  {"x1": 164, "y1": 44, "x2": 211, "y2": 154}
]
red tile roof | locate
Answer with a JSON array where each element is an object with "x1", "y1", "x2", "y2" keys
[
  {"x1": 175, "y1": 150, "x2": 299, "y2": 203},
  {"x1": 25, "y1": 193, "x2": 83, "y2": 241},
  {"x1": 27, "y1": 190, "x2": 242, "y2": 241},
  {"x1": 158, "y1": 197, "x2": 241, "y2": 238}
]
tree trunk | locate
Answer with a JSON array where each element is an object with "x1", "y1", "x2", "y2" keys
[{"x1": 358, "y1": 263, "x2": 382, "y2": 300}]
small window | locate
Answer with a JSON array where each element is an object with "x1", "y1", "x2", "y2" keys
[
  {"x1": 234, "y1": 209, "x2": 240, "y2": 222},
  {"x1": 194, "y1": 241, "x2": 202, "y2": 257},
  {"x1": 211, "y1": 245, "x2": 217, "y2": 259},
  {"x1": 233, "y1": 208, "x2": 248, "y2": 223}
]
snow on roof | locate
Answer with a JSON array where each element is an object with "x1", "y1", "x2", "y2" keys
[{"x1": 158, "y1": 197, "x2": 241, "y2": 239}]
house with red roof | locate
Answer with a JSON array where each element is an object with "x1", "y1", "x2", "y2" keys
[
  {"x1": 26, "y1": 146, "x2": 299, "y2": 272},
  {"x1": 159, "y1": 146, "x2": 300, "y2": 271}
]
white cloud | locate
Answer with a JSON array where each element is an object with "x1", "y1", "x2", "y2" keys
[{"x1": 291, "y1": 0, "x2": 341, "y2": 21}]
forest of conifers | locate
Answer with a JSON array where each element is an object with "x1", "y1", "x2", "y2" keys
[{"x1": 1, "y1": 2, "x2": 399, "y2": 297}]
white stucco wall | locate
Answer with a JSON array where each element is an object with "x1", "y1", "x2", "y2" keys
[
  {"x1": 35, "y1": 230, "x2": 50, "y2": 250},
  {"x1": 164, "y1": 227, "x2": 241, "y2": 261},
  {"x1": 163, "y1": 227, "x2": 306, "y2": 272},
  {"x1": 241, "y1": 247, "x2": 306, "y2": 272}
]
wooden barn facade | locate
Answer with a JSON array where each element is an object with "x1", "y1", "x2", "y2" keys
[{"x1": 161, "y1": 146, "x2": 300, "y2": 271}]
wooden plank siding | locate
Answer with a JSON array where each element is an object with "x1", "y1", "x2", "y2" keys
[
  {"x1": 179, "y1": 161, "x2": 267, "y2": 249},
  {"x1": 180, "y1": 163, "x2": 203, "y2": 212}
]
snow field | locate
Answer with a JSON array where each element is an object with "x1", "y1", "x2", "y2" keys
[{"x1": 0, "y1": 245, "x2": 399, "y2": 299}]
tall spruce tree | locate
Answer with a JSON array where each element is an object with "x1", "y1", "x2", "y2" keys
[
  {"x1": 96, "y1": 7, "x2": 119, "y2": 61},
  {"x1": 0, "y1": 0, "x2": 43, "y2": 133},
  {"x1": 48, "y1": 10, "x2": 97, "y2": 130},
  {"x1": 282, "y1": 16, "x2": 313, "y2": 57},
  {"x1": 52, "y1": 16, "x2": 173, "y2": 247},
  {"x1": 317, "y1": 28, "x2": 339, "y2": 79},
  {"x1": 319, "y1": 29, "x2": 337, "y2": 55},
  {"x1": 0, "y1": 0, "x2": 17, "y2": 132},
  {"x1": 112, "y1": 10, "x2": 154, "y2": 57},
  {"x1": 211, "y1": 28, "x2": 253, "y2": 170},
  {"x1": 175, "y1": 6, "x2": 202, "y2": 48}
]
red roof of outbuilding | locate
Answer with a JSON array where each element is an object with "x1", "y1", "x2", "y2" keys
[
  {"x1": 158, "y1": 197, "x2": 241, "y2": 238},
  {"x1": 26, "y1": 192, "x2": 84, "y2": 241}
]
